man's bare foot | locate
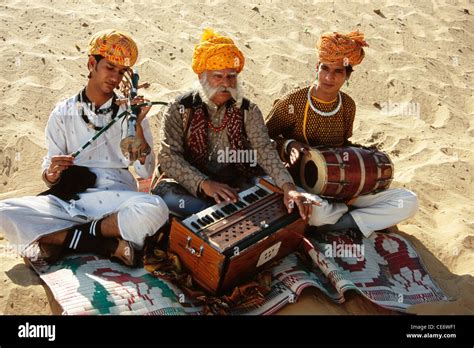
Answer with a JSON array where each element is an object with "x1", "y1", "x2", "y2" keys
[
  {"x1": 111, "y1": 239, "x2": 136, "y2": 267},
  {"x1": 38, "y1": 242, "x2": 64, "y2": 264}
]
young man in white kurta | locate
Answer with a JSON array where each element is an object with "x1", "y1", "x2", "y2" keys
[
  {"x1": 0, "y1": 29, "x2": 168, "y2": 264},
  {"x1": 0, "y1": 94, "x2": 168, "y2": 248}
]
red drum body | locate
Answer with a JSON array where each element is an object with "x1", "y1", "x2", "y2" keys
[{"x1": 300, "y1": 146, "x2": 394, "y2": 200}]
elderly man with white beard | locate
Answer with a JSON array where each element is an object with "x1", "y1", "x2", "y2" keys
[{"x1": 154, "y1": 29, "x2": 317, "y2": 218}]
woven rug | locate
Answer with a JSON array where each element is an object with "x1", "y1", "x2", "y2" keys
[{"x1": 25, "y1": 231, "x2": 449, "y2": 315}]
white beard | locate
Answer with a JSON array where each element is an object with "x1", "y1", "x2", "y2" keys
[{"x1": 195, "y1": 74, "x2": 244, "y2": 107}]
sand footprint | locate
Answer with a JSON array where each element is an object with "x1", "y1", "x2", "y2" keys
[
  {"x1": 0, "y1": 146, "x2": 21, "y2": 185},
  {"x1": 462, "y1": 235, "x2": 474, "y2": 250}
]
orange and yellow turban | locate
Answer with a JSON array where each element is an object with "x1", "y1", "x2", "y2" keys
[
  {"x1": 192, "y1": 28, "x2": 245, "y2": 74},
  {"x1": 88, "y1": 29, "x2": 138, "y2": 67},
  {"x1": 316, "y1": 31, "x2": 369, "y2": 66}
]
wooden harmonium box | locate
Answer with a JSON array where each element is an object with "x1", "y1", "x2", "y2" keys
[{"x1": 169, "y1": 178, "x2": 306, "y2": 295}]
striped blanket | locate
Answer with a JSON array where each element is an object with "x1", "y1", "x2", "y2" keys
[{"x1": 26, "y1": 231, "x2": 448, "y2": 315}]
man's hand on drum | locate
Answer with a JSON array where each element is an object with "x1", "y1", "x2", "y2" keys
[
  {"x1": 201, "y1": 179, "x2": 239, "y2": 204},
  {"x1": 287, "y1": 141, "x2": 311, "y2": 166},
  {"x1": 44, "y1": 155, "x2": 74, "y2": 184},
  {"x1": 282, "y1": 182, "x2": 321, "y2": 220}
]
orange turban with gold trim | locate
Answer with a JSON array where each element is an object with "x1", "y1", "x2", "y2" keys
[
  {"x1": 88, "y1": 29, "x2": 138, "y2": 67},
  {"x1": 192, "y1": 28, "x2": 245, "y2": 74},
  {"x1": 316, "y1": 31, "x2": 369, "y2": 66}
]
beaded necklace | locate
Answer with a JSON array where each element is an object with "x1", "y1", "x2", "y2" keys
[
  {"x1": 78, "y1": 89, "x2": 119, "y2": 131},
  {"x1": 307, "y1": 85, "x2": 341, "y2": 117},
  {"x1": 207, "y1": 112, "x2": 229, "y2": 132}
]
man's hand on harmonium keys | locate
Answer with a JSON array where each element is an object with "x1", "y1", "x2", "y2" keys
[
  {"x1": 282, "y1": 182, "x2": 321, "y2": 221},
  {"x1": 200, "y1": 179, "x2": 240, "y2": 204}
]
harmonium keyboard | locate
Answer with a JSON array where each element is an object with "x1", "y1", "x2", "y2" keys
[{"x1": 169, "y1": 178, "x2": 306, "y2": 295}]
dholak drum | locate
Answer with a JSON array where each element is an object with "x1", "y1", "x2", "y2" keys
[{"x1": 300, "y1": 146, "x2": 394, "y2": 200}]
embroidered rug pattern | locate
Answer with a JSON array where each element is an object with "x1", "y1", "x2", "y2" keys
[{"x1": 26, "y1": 231, "x2": 449, "y2": 315}]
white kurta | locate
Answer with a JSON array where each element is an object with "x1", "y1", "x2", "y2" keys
[{"x1": 0, "y1": 92, "x2": 169, "y2": 251}]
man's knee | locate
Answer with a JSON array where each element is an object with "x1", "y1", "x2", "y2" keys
[
  {"x1": 0, "y1": 200, "x2": 25, "y2": 228},
  {"x1": 390, "y1": 188, "x2": 419, "y2": 219},
  {"x1": 308, "y1": 199, "x2": 348, "y2": 227},
  {"x1": 128, "y1": 194, "x2": 169, "y2": 225},
  {"x1": 161, "y1": 191, "x2": 209, "y2": 217},
  {"x1": 152, "y1": 182, "x2": 208, "y2": 217},
  {"x1": 117, "y1": 194, "x2": 169, "y2": 247}
]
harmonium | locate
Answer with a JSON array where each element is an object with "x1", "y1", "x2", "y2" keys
[{"x1": 169, "y1": 178, "x2": 306, "y2": 295}]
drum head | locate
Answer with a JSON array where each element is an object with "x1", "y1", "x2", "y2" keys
[{"x1": 300, "y1": 149, "x2": 327, "y2": 195}]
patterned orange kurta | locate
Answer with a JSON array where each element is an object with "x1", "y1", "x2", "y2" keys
[{"x1": 265, "y1": 86, "x2": 356, "y2": 161}]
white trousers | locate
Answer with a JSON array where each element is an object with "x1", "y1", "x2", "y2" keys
[
  {"x1": 0, "y1": 191, "x2": 169, "y2": 251},
  {"x1": 307, "y1": 188, "x2": 419, "y2": 237}
]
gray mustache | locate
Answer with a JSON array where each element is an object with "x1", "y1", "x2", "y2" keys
[{"x1": 216, "y1": 86, "x2": 236, "y2": 93}]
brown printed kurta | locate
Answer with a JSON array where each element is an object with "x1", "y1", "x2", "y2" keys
[
  {"x1": 265, "y1": 86, "x2": 356, "y2": 161},
  {"x1": 158, "y1": 92, "x2": 294, "y2": 196}
]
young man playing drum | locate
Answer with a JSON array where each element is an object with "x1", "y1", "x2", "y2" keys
[{"x1": 265, "y1": 31, "x2": 418, "y2": 238}]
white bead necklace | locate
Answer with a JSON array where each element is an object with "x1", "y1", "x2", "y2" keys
[{"x1": 307, "y1": 85, "x2": 342, "y2": 117}]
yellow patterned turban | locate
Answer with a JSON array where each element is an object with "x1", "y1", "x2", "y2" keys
[
  {"x1": 88, "y1": 29, "x2": 138, "y2": 67},
  {"x1": 192, "y1": 28, "x2": 245, "y2": 74},
  {"x1": 316, "y1": 31, "x2": 369, "y2": 66}
]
